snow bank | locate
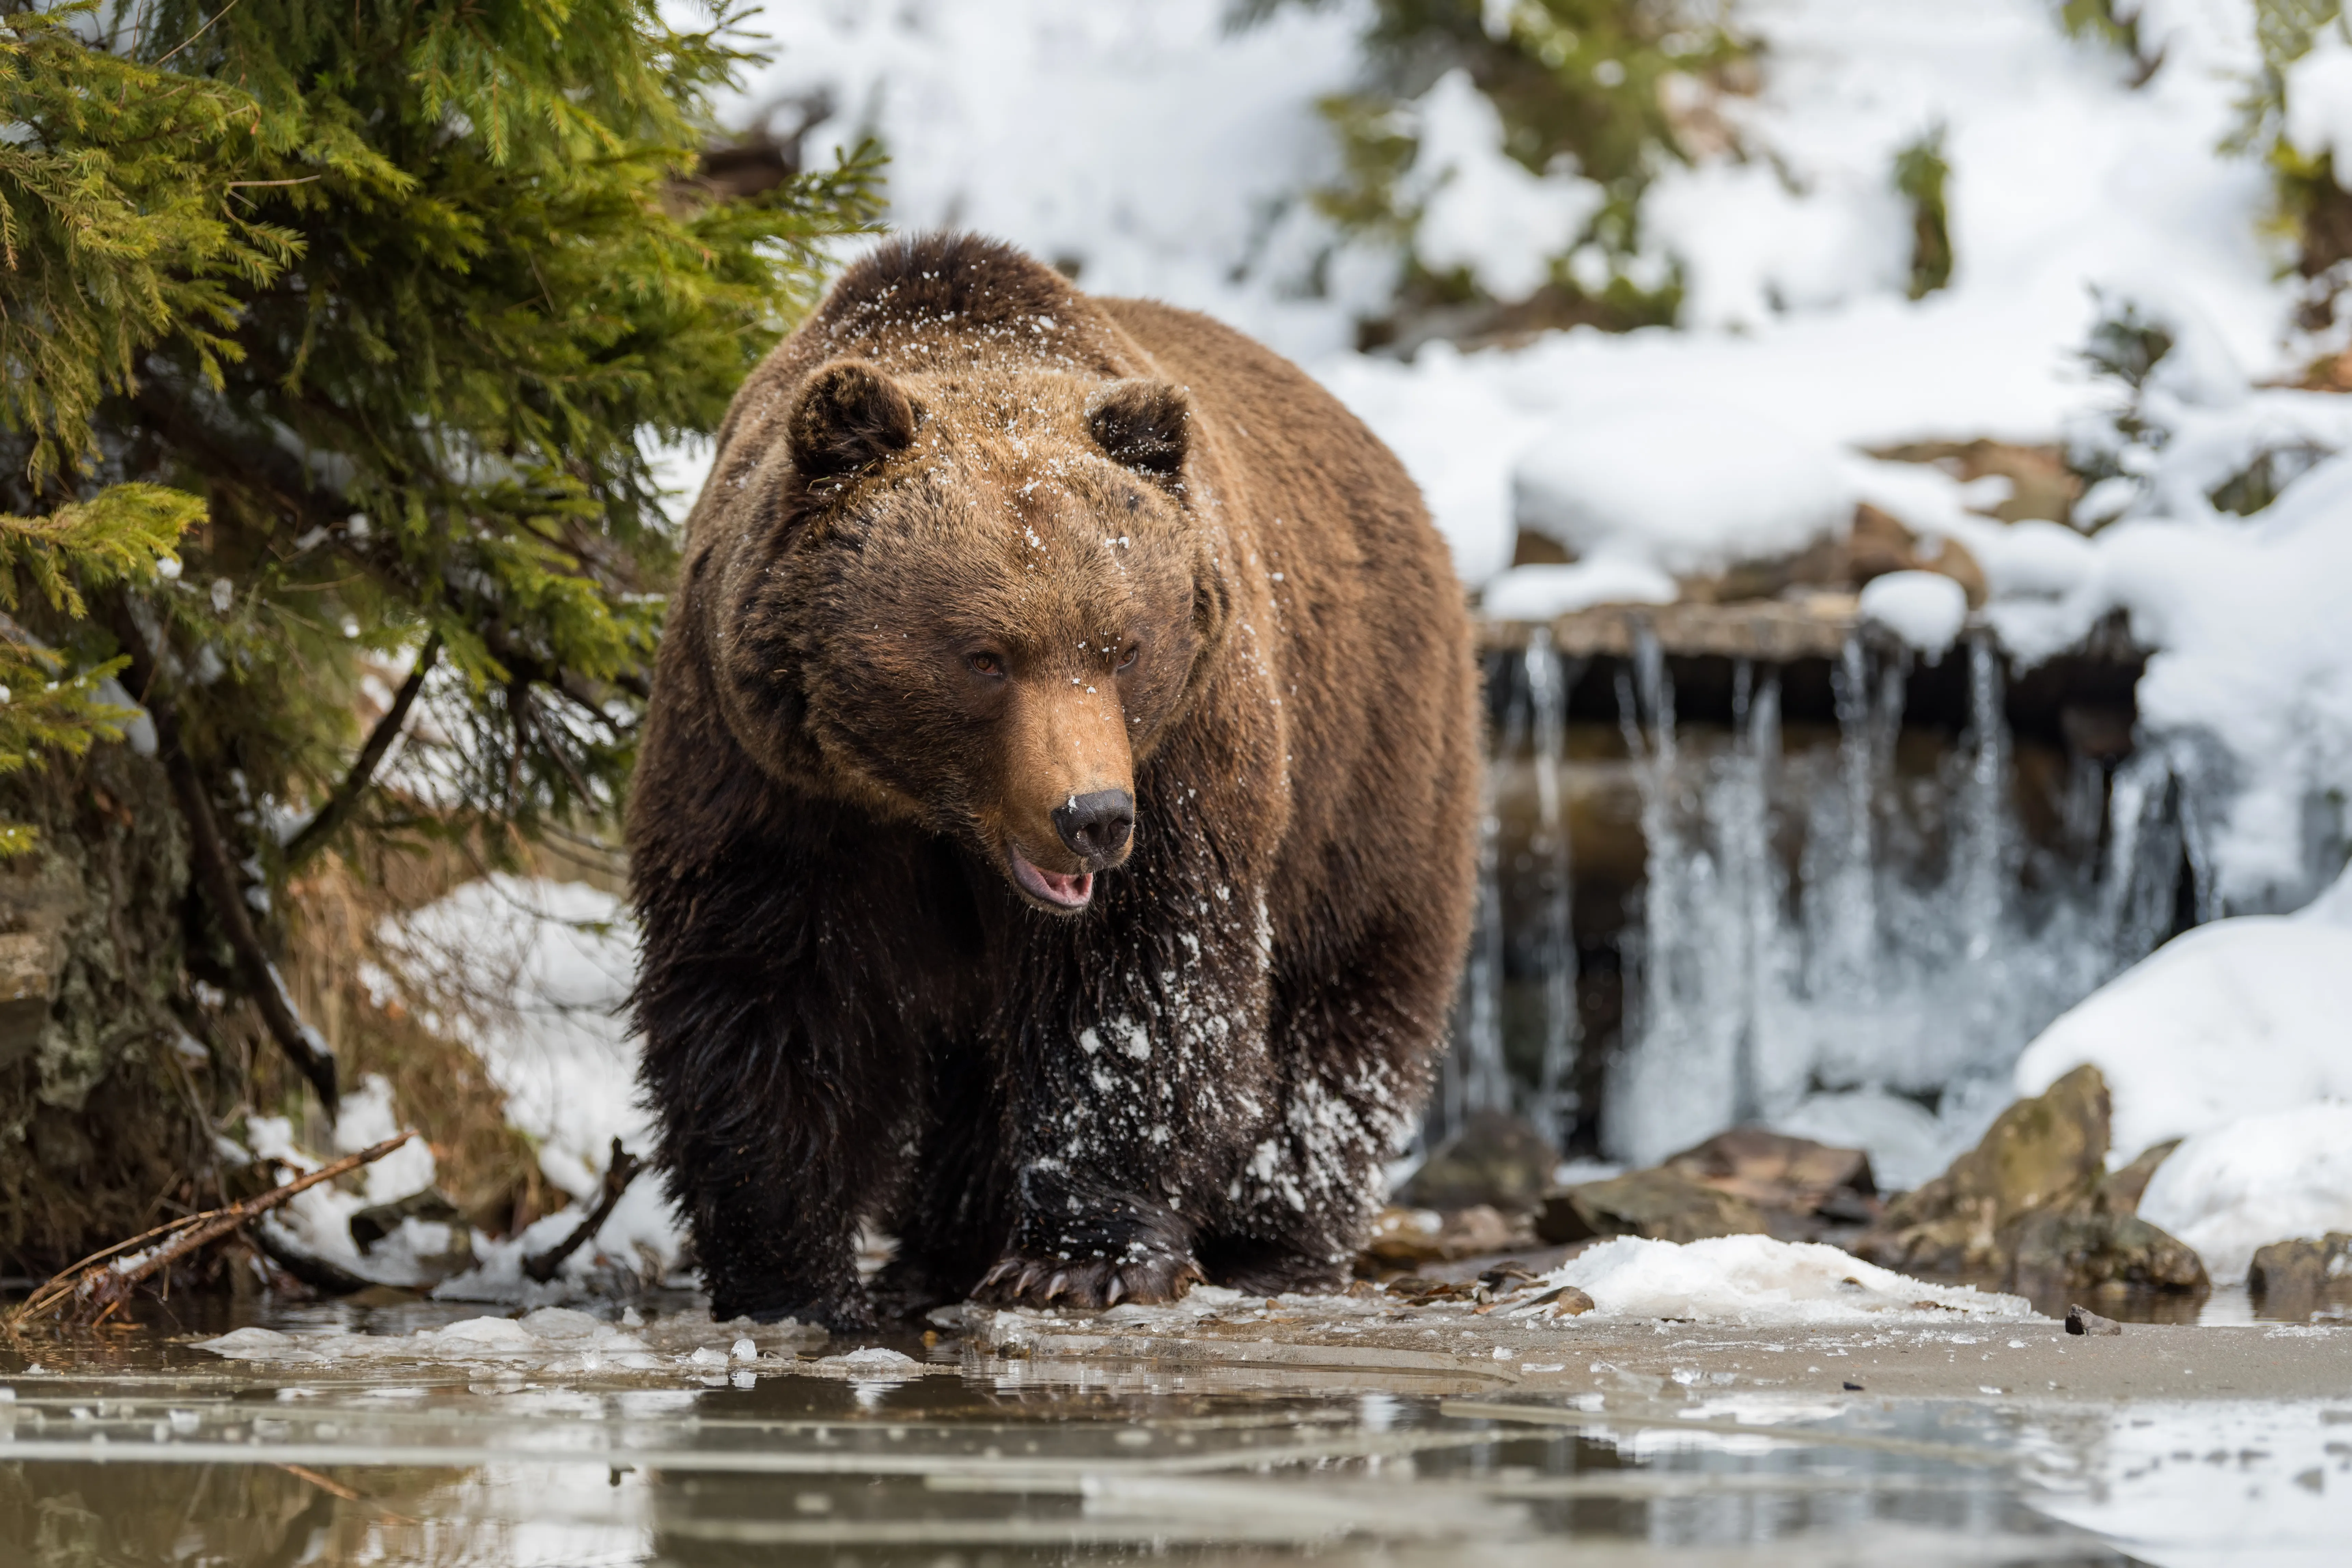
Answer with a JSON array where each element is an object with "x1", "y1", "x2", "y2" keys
[
  {"x1": 367, "y1": 875, "x2": 683, "y2": 1300},
  {"x1": 2137, "y1": 1106, "x2": 2352, "y2": 1284},
  {"x1": 2012, "y1": 901, "x2": 2352, "y2": 1160},
  {"x1": 2284, "y1": 29, "x2": 2352, "y2": 173},
  {"x1": 1407, "y1": 69, "x2": 1604, "y2": 303},
  {"x1": 720, "y1": 0, "x2": 1373, "y2": 363},
  {"x1": 2014, "y1": 865, "x2": 2352, "y2": 1281},
  {"x1": 1522, "y1": 1235, "x2": 2035, "y2": 1325}
]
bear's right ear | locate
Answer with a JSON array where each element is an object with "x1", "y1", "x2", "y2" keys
[
  {"x1": 1086, "y1": 379, "x2": 1190, "y2": 480},
  {"x1": 788, "y1": 360, "x2": 917, "y2": 484}
]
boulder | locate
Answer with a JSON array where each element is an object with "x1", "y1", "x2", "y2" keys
[
  {"x1": 2008, "y1": 1207, "x2": 2208, "y2": 1296},
  {"x1": 1536, "y1": 1167, "x2": 1768, "y2": 1245},
  {"x1": 1858, "y1": 1064, "x2": 2111, "y2": 1276},
  {"x1": 2249, "y1": 1232, "x2": 2352, "y2": 1318},
  {"x1": 1395, "y1": 1109, "x2": 1558, "y2": 1214},
  {"x1": 1363, "y1": 1203, "x2": 1528, "y2": 1267},
  {"x1": 1855, "y1": 1067, "x2": 2207, "y2": 1299},
  {"x1": 1849, "y1": 502, "x2": 1988, "y2": 606},
  {"x1": 1660, "y1": 1126, "x2": 1879, "y2": 1236}
]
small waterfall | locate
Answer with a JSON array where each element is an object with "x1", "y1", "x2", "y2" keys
[
  {"x1": 1441, "y1": 620, "x2": 2273, "y2": 1187},
  {"x1": 1605, "y1": 632, "x2": 2170, "y2": 1180}
]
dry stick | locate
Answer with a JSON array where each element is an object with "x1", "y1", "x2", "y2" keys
[
  {"x1": 283, "y1": 630, "x2": 442, "y2": 870},
  {"x1": 110, "y1": 605, "x2": 340, "y2": 1115},
  {"x1": 7, "y1": 1133, "x2": 413, "y2": 1327},
  {"x1": 524, "y1": 1137, "x2": 645, "y2": 1284}
]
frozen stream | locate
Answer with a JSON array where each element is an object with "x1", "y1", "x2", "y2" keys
[{"x1": 5, "y1": 1296, "x2": 2348, "y2": 1565}]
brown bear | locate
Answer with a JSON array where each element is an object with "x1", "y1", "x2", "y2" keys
[{"x1": 629, "y1": 232, "x2": 1479, "y2": 1327}]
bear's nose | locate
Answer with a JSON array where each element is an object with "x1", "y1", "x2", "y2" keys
[{"x1": 1053, "y1": 789, "x2": 1135, "y2": 863}]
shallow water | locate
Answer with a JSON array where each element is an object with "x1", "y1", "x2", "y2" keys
[{"x1": 5, "y1": 1297, "x2": 2348, "y2": 1566}]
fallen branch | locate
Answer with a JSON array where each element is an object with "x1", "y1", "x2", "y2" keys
[
  {"x1": 108, "y1": 601, "x2": 340, "y2": 1114},
  {"x1": 282, "y1": 630, "x2": 442, "y2": 870},
  {"x1": 6, "y1": 1132, "x2": 413, "y2": 1327},
  {"x1": 524, "y1": 1137, "x2": 644, "y2": 1284}
]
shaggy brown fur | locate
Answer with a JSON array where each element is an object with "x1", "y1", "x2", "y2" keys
[{"x1": 629, "y1": 233, "x2": 1479, "y2": 1327}]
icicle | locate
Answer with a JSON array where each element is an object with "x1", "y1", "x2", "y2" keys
[
  {"x1": 1459, "y1": 645, "x2": 1526, "y2": 1121},
  {"x1": 1954, "y1": 632, "x2": 2012, "y2": 963},
  {"x1": 1524, "y1": 628, "x2": 1579, "y2": 1147}
]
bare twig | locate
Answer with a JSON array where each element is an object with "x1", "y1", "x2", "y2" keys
[
  {"x1": 283, "y1": 631, "x2": 441, "y2": 869},
  {"x1": 109, "y1": 603, "x2": 340, "y2": 1114},
  {"x1": 7, "y1": 1132, "x2": 412, "y2": 1326},
  {"x1": 524, "y1": 1137, "x2": 644, "y2": 1284}
]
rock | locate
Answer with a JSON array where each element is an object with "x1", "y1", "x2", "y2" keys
[
  {"x1": 1395, "y1": 1109, "x2": 1558, "y2": 1214},
  {"x1": 1857, "y1": 1064, "x2": 2112, "y2": 1276},
  {"x1": 1848, "y1": 502, "x2": 1988, "y2": 606},
  {"x1": 2065, "y1": 1303, "x2": 2123, "y2": 1336},
  {"x1": 2249, "y1": 1233, "x2": 2352, "y2": 1319},
  {"x1": 1660, "y1": 1126, "x2": 1879, "y2": 1237},
  {"x1": 1516, "y1": 1284, "x2": 1595, "y2": 1317},
  {"x1": 1536, "y1": 1167, "x2": 1768, "y2": 1246},
  {"x1": 1856, "y1": 1069, "x2": 2206, "y2": 1300},
  {"x1": 2009, "y1": 1207, "x2": 2209, "y2": 1296},
  {"x1": 1871, "y1": 439, "x2": 2084, "y2": 529},
  {"x1": 1364, "y1": 1204, "x2": 1528, "y2": 1266},
  {"x1": 349, "y1": 1187, "x2": 467, "y2": 1252},
  {"x1": 2093, "y1": 1139, "x2": 2182, "y2": 1216}
]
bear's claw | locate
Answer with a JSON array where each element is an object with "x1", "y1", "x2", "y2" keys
[{"x1": 974, "y1": 1250, "x2": 1204, "y2": 1311}]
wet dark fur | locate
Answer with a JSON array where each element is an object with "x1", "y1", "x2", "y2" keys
[{"x1": 629, "y1": 233, "x2": 1479, "y2": 1327}]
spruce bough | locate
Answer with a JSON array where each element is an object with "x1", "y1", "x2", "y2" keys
[{"x1": 0, "y1": 1, "x2": 878, "y2": 1126}]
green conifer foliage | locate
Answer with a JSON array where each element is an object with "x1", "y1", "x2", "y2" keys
[{"x1": 1, "y1": 1, "x2": 878, "y2": 1101}]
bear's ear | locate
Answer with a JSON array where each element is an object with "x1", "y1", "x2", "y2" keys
[
  {"x1": 788, "y1": 360, "x2": 917, "y2": 484},
  {"x1": 1086, "y1": 379, "x2": 1190, "y2": 479}
]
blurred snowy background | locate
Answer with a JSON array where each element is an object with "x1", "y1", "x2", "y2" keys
[{"x1": 304, "y1": 0, "x2": 2352, "y2": 1306}]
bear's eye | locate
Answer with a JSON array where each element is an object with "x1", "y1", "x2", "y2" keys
[
  {"x1": 1117, "y1": 645, "x2": 1139, "y2": 671},
  {"x1": 966, "y1": 651, "x2": 1004, "y2": 677}
]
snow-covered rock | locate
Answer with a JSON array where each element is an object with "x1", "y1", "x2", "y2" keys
[
  {"x1": 2012, "y1": 907, "x2": 2352, "y2": 1161},
  {"x1": 1514, "y1": 400, "x2": 1854, "y2": 577},
  {"x1": 2137, "y1": 1105, "x2": 2352, "y2": 1284},
  {"x1": 1859, "y1": 570, "x2": 1969, "y2": 657}
]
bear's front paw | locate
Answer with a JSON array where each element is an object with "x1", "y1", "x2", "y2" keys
[{"x1": 974, "y1": 1248, "x2": 1206, "y2": 1310}]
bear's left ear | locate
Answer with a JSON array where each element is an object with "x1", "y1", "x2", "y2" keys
[
  {"x1": 788, "y1": 359, "x2": 918, "y2": 484},
  {"x1": 1086, "y1": 379, "x2": 1190, "y2": 480}
]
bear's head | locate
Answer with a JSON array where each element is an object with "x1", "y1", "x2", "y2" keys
[{"x1": 714, "y1": 358, "x2": 1231, "y2": 915}]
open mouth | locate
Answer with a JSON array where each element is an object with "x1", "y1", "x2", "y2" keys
[{"x1": 1008, "y1": 845, "x2": 1094, "y2": 911}]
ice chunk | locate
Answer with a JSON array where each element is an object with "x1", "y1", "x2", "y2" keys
[
  {"x1": 1533, "y1": 1235, "x2": 2034, "y2": 1324},
  {"x1": 1859, "y1": 570, "x2": 1968, "y2": 657}
]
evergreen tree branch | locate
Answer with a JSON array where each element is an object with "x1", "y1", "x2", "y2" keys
[
  {"x1": 281, "y1": 629, "x2": 440, "y2": 870},
  {"x1": 109, "y1": 600, "x2": 339, "y2": 1117}
]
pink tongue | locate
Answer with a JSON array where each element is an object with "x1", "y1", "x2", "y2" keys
[{"x1": 1041, "y1": 869, "x2": 1093, "y2": 902}]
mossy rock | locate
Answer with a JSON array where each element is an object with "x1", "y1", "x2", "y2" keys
[{"x1": 1536, "y1": 1167, "x2": 1768, "y2": 1246}]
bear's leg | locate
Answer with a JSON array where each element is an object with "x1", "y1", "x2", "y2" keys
[
  {"x1": 867, "y1": 1042, "x2": 1014, "y2": 1319},
  {"x1": 1195, "y1": 924, "x2": 1449, "y2": 1295},
  {"x1": 972, "y1": 883, "x2": 1279, "y2": 1311},
  {"x1": 639, "y1": 972, "x2": 918, "y2": 1330}
]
